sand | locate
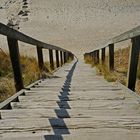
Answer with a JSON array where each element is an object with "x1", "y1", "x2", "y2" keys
[{"x1": 0, "y1": 0, "x2": 140, "y2": 58}]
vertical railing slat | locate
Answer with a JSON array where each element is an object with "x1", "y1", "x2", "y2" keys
[
  {"x1": 60, "y1": 51, "x2": 63, "y2": 66},
  {"x1": 64, "y1": 52, "x2": 67, "y2": 63},
  {"x1": 49, "y1": 49, "x2": 54, "y2": 70},
  {"x1": 109, "y1": 44, "x2": 114, "y2": 70},
  {"x1": 55, "y1": 50, "x2": 59, "y2": 68},
  {"x1": 127, "y1": 36, "x2": 140, "y2": 91},
  {"x1": 36, "y1": 46, "x2": 44, "y2": 71},
  {"x1": 7, "y1": 37, "x2": 24, "y2": 91},
  {"x1": 101, "y1": 48, "x2": 106, "y2": 64}
]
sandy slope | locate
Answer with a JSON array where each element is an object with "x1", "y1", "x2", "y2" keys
[{"x1": 0, "y1": 0, "x2": 140, "y2": 58}]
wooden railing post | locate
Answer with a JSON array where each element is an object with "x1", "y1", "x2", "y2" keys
[
  {"x1": 91, "y1": 52, "x2": 94, "y2": 62},
  {"x1": 109, "y1": 44, "x2": 114, "y2": 71},
  {"x1": 92, "y1": 52, "x2": 96, "y2": 64},
  {"x1": 7, "y1": 37, "x2": 24, "y2": 91},
  {"x1": 55, "y1": 50, "x2": 59, "y2": 68},
  {"x1": 64, "y1": 52, "x2": 67, "y2": 63},
  {"x1": 95, "y1": 50, "x2": 99, "y2": 64},
  {"x1": 49, "y1": 49, "x2": 54, "y2": 70},
  {"x1": 60, "y1": 51, "x2": 63, "y2": 66},
  {"x1": 36, "y1": 46, "x2": 44, "y2": 71},
  {"x1": 127, "y1": 36, "x2": 140, "y2": 91},
  {"x1": 66, "y1": 52, "x2": 69, "y2": 62},
  {"x1": 101, "y1": 48, "x2": 106, "y2": 64}
]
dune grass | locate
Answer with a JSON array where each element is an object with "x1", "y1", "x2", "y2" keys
[
  {"x1": 84, "y1": 46, "x2": 140, "y2": 94},
  {"x1": 0, "y1": 50, "x2": 50, "y2": 103}
]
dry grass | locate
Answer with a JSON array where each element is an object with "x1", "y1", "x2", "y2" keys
[
  {"x1": 0, "y1": 50, "x2": 73, "y2": 102},
  {"x1": 85, "y1": 46, "x2": 140, "y2": 95},
  {"x1": 0, "y1": 50, "x2": 50, "y2": 102}
]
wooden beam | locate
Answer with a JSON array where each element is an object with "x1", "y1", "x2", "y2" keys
[
  {"x1": 49, "y1": 49, "x2": 54, "y2": 70},
  {"x1": 36, "y1": 46, "x2": 44, "y2": 71},
  {"x1": 0, "y1": 22, "x2": 69, "y2": 52},
  {"x1": 111, "y1": 25, "x2": 140, "y2": 44},
  {"x1": 55, "y1": 50, "x2": 59, "y2": 68},
  {"x1": 101, "y1": 48, "x2": 106, "y2": 64},
  {"x1": 109, "y1": 44, "x2": 114, "y2": 71},
  {"x1": 127, "y1": 36, "x2": 140, "y2": 91},
  {"x1": 7, "y1": 37, "x2": 24, "y2": 91}
]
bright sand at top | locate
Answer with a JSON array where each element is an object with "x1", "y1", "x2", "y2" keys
[{"x1": 0, "y1": 0, "x2": 140, "y2": 58}]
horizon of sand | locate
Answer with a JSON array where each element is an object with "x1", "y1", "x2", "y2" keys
[{"x1": 0, "y1": 0, "x2": 140, "y2": 58}]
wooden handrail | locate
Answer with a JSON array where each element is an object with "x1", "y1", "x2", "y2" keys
[
  {"x1": 0, "y1": 22, "x2": 74, "y2": 91},
  {"x1": 85, "y1": 26, "x2": 140, "y2": 92},
  {"x1": 111, "y1": 26, "x2": 140, "y2": 44},
  {"x1": 0, "y1": 22, "x2": 70, "y2": 52}
]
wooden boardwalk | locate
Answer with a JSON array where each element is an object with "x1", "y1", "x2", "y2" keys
[{"x1": 0, "y1": 59, "x2": 140, "y2": 140}]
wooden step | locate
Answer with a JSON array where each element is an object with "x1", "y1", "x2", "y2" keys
[
  {"x1": 10, "y1": 100, "x2": 138, "y2": 110},
  {"x1": 1, "y1": 108, "x2": 140, "y2": 120},
  {"x1": 0, "y1": 117, "x2": 140, "y2": 136},
  {"x1": 1, "y1": 132, "x2": 140, "y2": 140}
]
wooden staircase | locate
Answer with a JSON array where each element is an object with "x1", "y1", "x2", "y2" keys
[{"x1": 1, "y1": 59, "x2": 140, "y2": 140}]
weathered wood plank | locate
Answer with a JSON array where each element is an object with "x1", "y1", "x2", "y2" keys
[
  {"x1": 0, "y1": 117, "x2": 140, "y2": 133},
  {"x1": 1, "y1": 109, "x2": 140, "y2": 120},
  {"x1": 11, "y1": 99, "x2": 138, "y2": 110},
  {"x1": 2, "y1": 133, "x2": 140, "y2": 140}
]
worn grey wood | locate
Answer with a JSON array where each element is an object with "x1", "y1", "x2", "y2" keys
[
  {"x1": 111, "y1": 25, "x2": 140, "y2": 44},
  {"x1": 1, "y1": 133, "x2": 140, "y2": 140},
  {"x1": 2, "y1": 108, "x2": 140, "y2": 120},
  {"x1": 0, "y1": 59, "x2": 140, "y2": 139}
]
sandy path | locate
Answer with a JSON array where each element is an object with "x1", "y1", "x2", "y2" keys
[{"x1": 0, "y1": 0, "x2": 140, "y2": 58}]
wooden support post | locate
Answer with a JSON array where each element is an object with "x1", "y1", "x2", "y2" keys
[
  {"x1": 7, "y1": 37, "x2": 24, "y2": 91},
  {"x1": 60, "y1": 51, "x2": 63, "y2": 66},
  {"x1": 64, "y1": 52, "x2": 67, "y2": 63},
  {"x1": 36, "y1": 46, "x2": 44, "y2": 71},
  {"x1": 109, "y1": 44, "x2": 114, "y2": 71},
  {"x1": 66, "y1": 52, "x2": 69, "y2": 62},
  {"x1": 55, "y1": 50, "x2": 59, "y2": 68},
  {"x1": 102, "y1": 48, "x2": 106, "y2": 64},
  {"x1": 95, "y1": 50, "x2": 99, "y2": 64},
  {"x1": 92, "y1": 52, "x2": 96, "y2": 64},
  {"x1": 91, "y1": 52, "x2": 94, "y2": 61},
  {"x1": 49, "y1": 49, "x2": 54, "y2": 70},
  {"x1": 127, "y1": 36, "x2": 140, "y2": 91}
]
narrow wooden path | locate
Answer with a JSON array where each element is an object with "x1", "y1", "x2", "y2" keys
[{"x1": 0, "y1": 59, "x2": 140, "y2": 140}]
